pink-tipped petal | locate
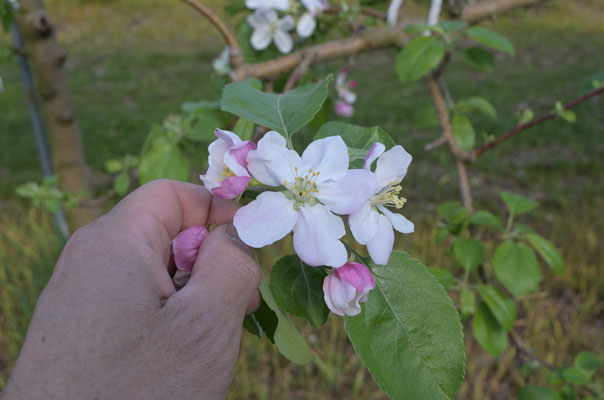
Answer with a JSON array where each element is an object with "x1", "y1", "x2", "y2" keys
[
  {"x1": 335, "y1": 101, "x2": 354, "y2": 117},
  {"x1": 214, "y1": 128, "x2": 241, "y2": 147},
  {"x1": 211, "y1": 176, "x2": 251, "y2": 199},
  {"x1": 173, "y1": 225, "x2": 209, "y2": 272},
  {"x1": 336, "y1": 262, "x2": 375, "y2": 292},
  {"x1": 363, "y1": 142, "x2": 386, "y2": 170}
]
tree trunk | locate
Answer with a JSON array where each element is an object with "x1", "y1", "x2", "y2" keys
[{"x1": 14, "y1": 0, "x2": 99, "y2": 231}]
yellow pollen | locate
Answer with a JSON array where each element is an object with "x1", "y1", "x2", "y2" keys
[{"x1": 219, "y1": 167, "x2": 235, "y2": 182}]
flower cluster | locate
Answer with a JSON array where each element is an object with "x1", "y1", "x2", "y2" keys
[
  {"x1": 195, "y1": 128, "x2": 413, "y2": 315},
  {"x1": 246, "y1": 0, "x2": 329, "y2": 54},
  {"x1": 334, "y1": 69, "x2": 358, "y2": 117}
]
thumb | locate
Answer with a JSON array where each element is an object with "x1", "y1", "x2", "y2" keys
[{"x1": 174, "y1": 224, "x2": 261, "y2": 316}]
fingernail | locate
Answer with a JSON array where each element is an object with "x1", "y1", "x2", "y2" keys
[{"x1": 225, "y1": 224, "x2": 254, "y2": 256}]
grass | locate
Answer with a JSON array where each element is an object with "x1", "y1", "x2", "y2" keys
[{"x1": 1, "y1": 0, "x2": 603, "y2": 397}]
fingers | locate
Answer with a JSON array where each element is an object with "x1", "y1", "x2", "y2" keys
[
  {"x1": 104, "y1": 180, "x2": 240, "y2": 261},
  {"x1": 171, "y1": 224, "x2": 261, "y2": 317}
]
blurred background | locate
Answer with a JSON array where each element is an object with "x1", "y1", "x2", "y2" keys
[{"x1": 0, "y1": 0, "x2": 603, "y2": 398}]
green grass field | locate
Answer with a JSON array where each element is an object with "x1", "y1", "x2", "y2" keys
[{"x1": 1, "y1": 0, "x2": 603, "y2": 398}]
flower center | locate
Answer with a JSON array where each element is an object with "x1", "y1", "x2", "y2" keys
[
  {"x1": 220, "y1": 166, "x2": 235, "y2": 182},
  {"x1": 283, "y1": 167, "x2": 320, "y2": 204},
  {"x1": 371, "y1": 181, "x2": 407, "y2": 209}
]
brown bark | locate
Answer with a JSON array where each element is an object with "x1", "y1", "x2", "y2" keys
[{"x1": 14, "y1": 0, "x2": 99, "y2": 231}]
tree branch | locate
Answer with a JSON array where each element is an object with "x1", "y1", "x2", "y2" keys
[
  {"x1": 178, "y1": 0, "x2": 243, "y2": 67},
  {"x1": 469, "y1": 85, "x2": 604, "y2": 161},
  {"x1": 283, "y1": 51, "x2": 317, "y2": 92},
  {"x1": 231, "y1": 0, "x2": 548, "y2": 80},
  {"x1": 426, "y1": 76, "x2": 473, "y2": 212}
]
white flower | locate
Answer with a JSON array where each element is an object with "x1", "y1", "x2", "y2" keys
[
  {"x1": 296, "y1": 0, "x2": 328, "y2": 38},
  {"x1": 247, "y1": 9, "x2": 295, "y2": 54},
  {"x1": 233, "y1": 131, "x2": 377, "y2": 267},
  {"x1": 245, "y1": 0, "x2": 290, "y2": 11},
  {"x1": 212, "y1": 46, "x2": 231, "y2": 76},
  {"x1": 349, "y1": 143, "x2": 414, "y2": 265},
  {"x1": 336, "y1": 68, "x2": 357, "y2": 104}
]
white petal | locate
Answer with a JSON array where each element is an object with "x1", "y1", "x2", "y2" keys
[
  {"x1": 387, "y1": 0, "x2": 404, "y2": 26},
  {"x1": 301, "y1": 0, "x2": 328, "y2": 14},
  {"x1": 214, "y1": 129, "x2": 241, "y2": 146},
  {"x1": 247, "y1": 131, "x2": 298, "y2": 186},
  {"x1": 330, "y1": 278, "x2": 357, "y2": 311},
  {"x1": 337, "y1": 88, "x2": 357, "y2": 104},
  {"x1": 378, "y1": 205, "x2": 414, "y2": 234},
  {"x1": 316, "y1": 169, "x2": 378, "y2": 215},
  {"x1": 293, "y1": 205, "x2": 347, "y2": 267},
  {"x1": 273, "y1": 0, "x2": 291, "y2": 11},
  {"x1": 367, "y1": 213, "x2": 395, "y2": 265},
  {"x1": 273, "y1": 29, "x2": 293, "y2": 54},
  {"x1": 296, "y1": 13, "x2": 316, "y2": 38},
  {"x1": 363, "y1": 142, "x2": 385, "y2": 170},
  {"x1": 375, "y1": 145, "x2": 412, "y2": 189},
  {"x1": 301, "y1": 136, "x2": 349, "y2": 182},
  {"x1": 279, "y1": 15, "x2": 295, "y2": 31},
  {"x1": 247, "y1": 9, "x2": 276, "y2": 28},
  {"x1": 349, "y1": 202, "x2": 380, "y2": 245},
  {"x1": 233, "y1": 191, "x2": 298, "y2": 248},
  {"x1": 250, "y1": 26, "x2": 273, "y2": 50}
]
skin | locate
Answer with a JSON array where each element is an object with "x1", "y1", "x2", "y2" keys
[{"x1": 1, "y1": 180, "x2": 262, "y2": 400}]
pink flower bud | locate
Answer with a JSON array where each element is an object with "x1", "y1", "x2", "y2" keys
[
  {"x1": 335, "y1": 100, "x2": 354, "y2": 117},
  {"x1": 172, "y1": 225, "x2": 208, "y2": 272},
  {"x1": 348, "y1": 79, "x2": 358, "y2": 89},
  {"x1": 323, "y1": 262, "x2": 375, "y2": 316}
]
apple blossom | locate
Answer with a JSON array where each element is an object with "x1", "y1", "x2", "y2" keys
[
  {"x1": 296, "y1": 0, "x2": 329, "y2": 38},
  {"x1": 334, "y1": 69, "x2": 357, "y2": 117},
  {"x1": 349, "y1": 143, "x2": 414, "y2": 265},
  {"x1": 172, "y1": 225, "x2": 208, "y2": 272},
  {"x1": 247, "y1": 9, "x2": 295, "y2": 54},
  {"x1": 323, "y1": 262, "x2": 375, "y2": 316},
  {"x1": 335, "y1": 100, "x2": 354, "y2": 117},
  {"x1": 233, "y1": 131, "x2": 377, "y2": 267},
  {"x1": 200, "y1": 129, "x2": 256, "y2": 199}
]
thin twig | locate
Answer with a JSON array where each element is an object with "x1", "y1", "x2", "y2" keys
[
  {"x1": 424, "y1": 135, "x2": 447, "y2": 151},
  {"x1": 469, "y1": 85, "x2": 604, "y2": 161},
  {"x1": 283, "y1": 52, "x2": 317, "y2": 92},
  {"x1": 426, "y1": 76, "x2": 474, "y2": 212},
  {"x1": 510, "y1": 330, "x2": 556, "y2": 370},
  {"x1": 178, "y1": 0, "x2": 243, "y2": 67},
  {"x1": 324, "y1": 5, "x2": 388, "y2": 20}
]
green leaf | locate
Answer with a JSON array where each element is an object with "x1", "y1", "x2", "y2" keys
[
  {"x1": 221, "y1": 77, "x2": 330, "y2": 137},
  {"x1": 250, "y1": 297, "x2": 278, "y2": 340},
  {"x1": 500, "y1": 191, "x2": 538, "y2": 216},
  {"x1": 453, "y1": 237, "x2": 484, "y2": 271},
  {"x1": 473, "y1": 302, "x2": 507, "y2": 357},
  {"x1": 345, "y1": 251, "x2": 465, "y2": 400},
  {"x1": 476, "y1": 285, "x2": 516, "y2": 331},
  {"x1": 519, "y1": 385, "x2": 563, "y2": 400},
  {"x1": 456, "y1": 97, "x2": 497, "y2": 120},
  {"x1": 232, "y1": 117, "x2": 255, "y2": 141},
  {"x1": 493, "y1": 241, "x2": 542, "y2": 297},
  {"x1": 574, "y1": 351, "x2": 601, "y2": 371},
  {"x1": 519, "y1": 109, "x2": 535, "y2": 124},
  {"x1": 404, "y1": 23, "x2": 445, "y2": 36},
  {"x1": 242, "y1": 312, "x2": 264, "y2": 338},
  {"x1": 471, "y1": 210, "x2": 502, "y2": 229},
  {"x1": 113, "y1": 172, "x2": 130, "y2": 196},
  {"x1": 314, "y1": 122, "x2": 396, "y2": 168},
  {"x1": 138, "y1": 138, "x2": 190, "y2": 184},
  {"x1": 257, "y1": 274, "x2": 313, "y2": 365},
  {"x1": 396, "y1": 36, "x2": 446, "y2": 84},
  {"x1": 428, "y1": 267, "x2": 455, "y2": 290},
  {"x1": 15, "y1": 183, "x2": 41, "y2": 198},
  {"x1": 460, "y1": 288, "x2": 475, "y2": 318},
  {"x1": 561, "y1": 367, "x2": 591, "y2": 385},
  {"x1": 526, "y1": 233, "x2": 565, "y2": 275},
  {"x1": 437, "y1": 21, "x2": 468, "y2": 33},
  {"x1": 574, "y1": 351, "x2": 602, "y2": 371},
  {"x1": 269, "y1": 255, "x2": 329, "y2": 329},
  {"x1": 186, "y1": 109, "x2": 226, "y2": 142},
  {"x1": 461, "y1": 47, "x2": 494, "y2": 72},
  {"x1": 452, "y1": 113, "x2": 476, "y2": 150},
  {"x1": 104, "y1": 159, "x2": 123, "y2": 174},
  {"x1": 180, "y1": 100, "x2": 220, "y2": 113},
  {"x1": 464, "y1": 26, "x2": 515, "y2": 56}
]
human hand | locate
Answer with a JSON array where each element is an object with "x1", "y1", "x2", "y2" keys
[{"x1": 1, "y1": 180, "x2": 261, "y2": 400}]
